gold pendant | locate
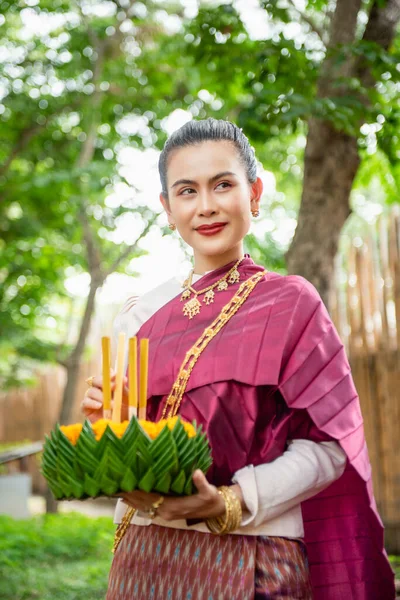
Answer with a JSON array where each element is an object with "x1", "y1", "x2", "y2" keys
[
  {"x1": 183, "y1": 296, "x2": 201, "y2": 319},
  {"x1": 228, "y1": 268, "x2": 240, "y2": 284},
  {"x1": 217, "y1": 280, "x2": 228, "y2": 291},
  {"x1": 181, "y1": 289, "x2": 191, "y2": 301},
  {"x1": 204, "y1": 290, "x2": 215, "y2": 305}
]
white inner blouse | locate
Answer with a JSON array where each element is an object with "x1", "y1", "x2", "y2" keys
[{"x1": 112, "y1": 271, "x2": 347, "y2": 538}]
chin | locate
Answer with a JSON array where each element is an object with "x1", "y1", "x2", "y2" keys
[{"x1": 193, "y1": 238, "x2": 240, "y2": 258}]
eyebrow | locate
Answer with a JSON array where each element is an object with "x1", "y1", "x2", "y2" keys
[{"x1": 170, "y1": 171, "x2": 237, "y2": 189}]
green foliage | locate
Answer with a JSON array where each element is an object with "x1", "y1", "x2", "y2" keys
[
  {"x1": 389, "y1": 555, "x2": 400, "y2": 580},
  {"x1": 1, "y1": 0, "x2": 399, "y2": 388},
  {"x1": 245, "y1": 233, "x2": 287, "y2": 274},
  {"x1": 0, "y1": 0, "x2": 175, "y2": 386},
  {"x1": 0, "y1": 513, "x2": 113, "y2": 600}
]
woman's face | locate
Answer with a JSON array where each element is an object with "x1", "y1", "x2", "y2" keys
[{"x1": 160, "y1": 140, "x2": 262, "y2": 264}]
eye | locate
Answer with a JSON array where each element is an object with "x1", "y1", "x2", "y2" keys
[
  {"x1": 216, "y1": 181, "x2": 232, "y2": 190},
  {"x1": 180, "y1": 187, "x2": 196, "y2": 196}
]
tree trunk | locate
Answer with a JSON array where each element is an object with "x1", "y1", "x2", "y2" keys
[
  {"x1": 58, "y1": 281, "x2": 101, "y2": 425},
  {"x1": 286, "y1": 0, "x2": 400, "y2": 308},
  {"x1": 285, "y1": 120, "x2": 359, "y2": 307}
]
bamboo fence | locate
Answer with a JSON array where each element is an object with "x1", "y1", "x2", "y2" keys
[{"x1": 330, "y1": 209, "x2": 400, "y2": 552}]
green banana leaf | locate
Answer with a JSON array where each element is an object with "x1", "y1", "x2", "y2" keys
[{"x1": 41, "y1": 417, "x2": 212, "y2": 500}]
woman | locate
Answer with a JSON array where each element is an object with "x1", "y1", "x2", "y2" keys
[{"x1": 82, "y1": 119, "x2": 395, "y2": 599}]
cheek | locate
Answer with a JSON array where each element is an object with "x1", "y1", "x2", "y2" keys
[
  {"x1": 169, "y1": 199, "x2": 192, "y2": 222},
  {"x1": 228, "y1": 193, "x2": 251, "y2": 221}
]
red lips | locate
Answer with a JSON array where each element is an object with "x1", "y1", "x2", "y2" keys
[{"x1": 196, "y1": 223, "x2": 228, "y2": 231}]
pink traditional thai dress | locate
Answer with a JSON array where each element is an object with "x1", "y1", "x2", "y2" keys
[{"x1": 107, "y1": 256, "x2": 395, "y2": 600}]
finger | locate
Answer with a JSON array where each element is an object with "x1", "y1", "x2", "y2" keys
[
  {"x1": 90, "y1": 375, "x2": 104, "y2": 389},
  {"x1": 120, "y1": 494, "x2": 149, "y2": 512},
  {"x1": 85, "y1": 387, "x2": 103, "y2": 403},
  {"x1": 110, "y1": 375, "x2": 127, "y2": 393},
  {"x1": 81, "y1": 398, "x2": 102, "y2": 412},
  {"x1": 192, "y1": 470, "x2": 210, "y2": 494},
  {"x1": 91, "y1": 368, "x2": 116, "y2": 389},
  {"x1": 121, "y1": 497, "x2": 140, "y2": 510},
  {"x1": 126, "y1": 490, "x2": 159, "y2": 504}
]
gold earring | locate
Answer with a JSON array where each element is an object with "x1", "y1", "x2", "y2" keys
[
  {"x1": 251, "y1": 209, "x2": 259, "y2": 218},
  {"x1": 169, "y1": 223, "x2": 176, "y2": 231}
]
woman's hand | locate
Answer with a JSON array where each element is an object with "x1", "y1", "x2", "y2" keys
[
  {"x1": 80, "y1": 370, "x2": 129, "y2": 423},
  {"x1": 119, "y1": 470, "x2": 244, "y2": 522}
]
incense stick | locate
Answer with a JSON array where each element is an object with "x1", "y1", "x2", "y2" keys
[
  {"x1": 112, "y1": 332, "x2": 125, "y2": 423},
  {"x1": 101, "y1": 336, "x2": 112, "y2": 420}
]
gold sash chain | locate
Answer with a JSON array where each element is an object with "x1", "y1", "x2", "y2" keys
[
  {"x1": 162, "y1": 270, "x2": 268, "y2": 419},
  {"x1": 113, "y1": 269, "x2": 267, "y2": 554}
]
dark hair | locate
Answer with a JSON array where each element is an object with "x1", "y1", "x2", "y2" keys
[{"x1": 158, "y1": 118, "x2": 257, "y2": 199}]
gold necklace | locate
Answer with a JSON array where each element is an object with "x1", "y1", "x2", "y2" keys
[{"x1": 180, "y1": 256, "x2": 245, "y2": 319}]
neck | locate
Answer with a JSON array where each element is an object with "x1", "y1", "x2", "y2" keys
[{"x1": 193, "y1": 243, "x2": 244, "y2": 275}]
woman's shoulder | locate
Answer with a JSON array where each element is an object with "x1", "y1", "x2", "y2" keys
[
  {"x1": 113, "y1": 275, "x2": 183, "y2": 334},
  {"x1": 261, "y1": 270, "x2": 322, "y2": 305}
]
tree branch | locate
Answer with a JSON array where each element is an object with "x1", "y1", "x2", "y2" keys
[
  {"x1": 77, "y1": 204, "x2": 103, "y2": 277},
  {"x1": 327, "y1": 0, "x2": 363, "y2": 47},
  {"x1": 0, "y1": 125, "x2": 42, "y2": 178},
  {"x1": 76, "y1": 42, "x2": 106, "y2": 169},
  {"x1": 55, "y1": 296, "x2": 76, "y2": 365},
  {"x1": 355, "y1": 0, "x2": 400, "y2": 88},
  {"x1": 106, "y1": 213, "x2": 159, "y2": 276},
  {"x1": 285, "y1": 0, "x2": 326, "y2": 44},
  {"x1": 0, "y1": 98, "x2": 83, "y2": 197},
  {"x1": 56, "y1": 358, "x2": 69, "y2": 369},
  {"x1": 317, "y1": 0, "x2": 363, "y2": 97}
]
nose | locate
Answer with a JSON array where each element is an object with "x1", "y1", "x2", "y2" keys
[{"x1": 197, "y1": 191, "x2": 218, "y2": 217}]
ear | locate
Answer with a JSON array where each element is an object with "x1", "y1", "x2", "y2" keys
[
  {"x1": 160, "y1": 193, "x2": 173, "y2": 223},
  {"x1": 250, "y1": 177, "x2": 263, "y2": 212}
]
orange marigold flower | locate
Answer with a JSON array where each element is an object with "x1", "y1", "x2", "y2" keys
[
  {"x1": 138, "y1": 420, "x2": 158, "y2": 439},
  {"x1": 140, "y1": 417, "x2": 196, "y2": 439},
  {"x1": 182, "y1": 421, "x2": 196, "y2": 438},
  {"x1": 60, "y1": 417, "x2": 196, "y2": 445},
  {"x1": 60, "y1": 423, "x2": 83, "y2": 446},
  {"x1": 91, "y1": 419, "x2": 130, "y2": 441}
]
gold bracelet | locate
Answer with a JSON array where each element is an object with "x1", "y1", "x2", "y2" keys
[
  {"x1": 209, "y1": 487, "x2": 241, "y2": 534},
  {"x1": 205, "y1": 486, "x2": 242, "y2": 535}
]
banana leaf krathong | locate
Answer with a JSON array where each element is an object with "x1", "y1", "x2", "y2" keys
[{"x1": 41, "y1": 416, "x2": 212, "y2": 500}]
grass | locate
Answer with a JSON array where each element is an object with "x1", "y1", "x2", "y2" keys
[
  {"x1": 1, "y1": 512, "x2": 398, "y2": 599},
  {"x1": 390, "y1": 555, "x2": 400, "y2": 581},
  {"x1": 0, "y1": 513, "x2": 114, "y2": 600}
]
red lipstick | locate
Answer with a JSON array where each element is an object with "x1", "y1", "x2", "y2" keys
[{"x1": 196, "y1": 223, "x2": 227, "y2": 236}]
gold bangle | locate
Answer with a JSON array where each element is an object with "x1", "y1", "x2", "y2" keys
[{"x1": 205, "y1": 486, "x2": 242, "y2": 535}]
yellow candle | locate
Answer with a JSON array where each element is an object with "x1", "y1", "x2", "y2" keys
[
  {"x1": 101, "y1": 337, "x2": 112, "y2": 417},
  {"x1": 139, "y1": 338, "x2": 149, "y2": 420},
  {"x1": 128, "y1": 337, "x2": 138, "y2": 419},
  {"x1": 112, "y1": 332, "x2": 126, "y2": 423}
]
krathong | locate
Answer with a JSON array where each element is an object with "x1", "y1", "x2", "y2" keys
[{"x1": 41, "y1": 336, "x2": 212, "y2": 500}]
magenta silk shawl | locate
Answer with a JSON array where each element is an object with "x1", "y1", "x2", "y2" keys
[{"x1": 133, "y1": 255, "x2": 395, "y2": 599}]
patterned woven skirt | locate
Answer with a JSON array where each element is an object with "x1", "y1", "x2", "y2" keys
[{"x1": 106, "y1": 525, "x2": 312, "y2": 599}]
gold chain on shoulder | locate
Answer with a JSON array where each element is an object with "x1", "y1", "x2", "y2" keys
[{"x1": 162, "y1": 270, "x2": 268, "y2": 419}]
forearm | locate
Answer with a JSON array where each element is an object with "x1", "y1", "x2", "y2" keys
[{"x1": 232, "y1": 439, "x2": 347, "y2": 528}]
